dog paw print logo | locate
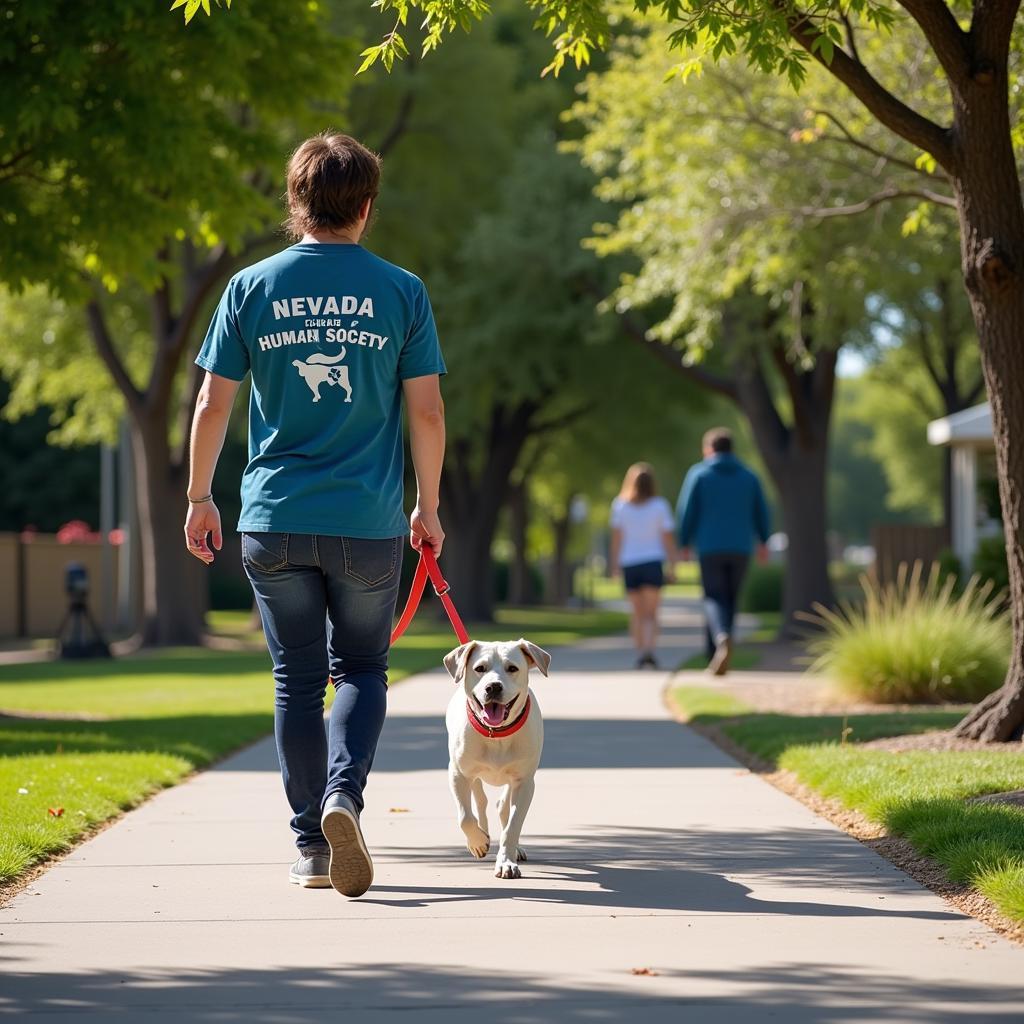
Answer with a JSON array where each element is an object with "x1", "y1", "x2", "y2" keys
[{"x1": 292, "y1": 347, "x2": 353, "y2": 403}]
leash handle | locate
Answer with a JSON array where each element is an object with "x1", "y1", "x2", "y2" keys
[{"x1": 391, "y1": 545, "x2": 470, "y2": 647}]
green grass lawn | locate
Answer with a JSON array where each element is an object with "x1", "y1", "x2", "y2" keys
[
  {"x1": 671, "y1": 685, "x2": 1024, "y2": 926},
  {"x1": 0, "y1": 605, "x2": 625, "y2": 884}
]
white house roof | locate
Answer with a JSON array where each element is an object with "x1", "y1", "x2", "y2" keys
[{"x1": 927, "y1": 402, "x2": 992, "y2": 447}]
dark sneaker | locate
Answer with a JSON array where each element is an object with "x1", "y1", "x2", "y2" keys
[
  {"x1": 643, "y1": 653, "x2": 660, "y2": 670},
  {"x1": 709, "y1": 634, "x2": 732, "y2": 676},
  {"x1": 321, "y1": 791, "x2": 373, "y2": 897},
  {"x1": 289, "y1": 847, "x2": 331, "y2": 888}
]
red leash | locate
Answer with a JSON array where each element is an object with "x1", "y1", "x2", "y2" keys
[
  {"x1": 390, "y1": 547, "x2": 532, "y2": 740},
  {"x1": 391, "y1": 545, "x2": 470, "y2": 646}
]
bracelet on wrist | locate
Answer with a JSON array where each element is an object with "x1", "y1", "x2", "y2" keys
[{"x1": 188, "y1": 494, "x2": 213, "y2": 504}]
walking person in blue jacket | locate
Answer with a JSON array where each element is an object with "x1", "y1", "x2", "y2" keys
[{"x1": 676, "y1": 428, "x2": 771, "y2": 675}]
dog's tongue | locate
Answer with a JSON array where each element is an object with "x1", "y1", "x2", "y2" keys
[{"x1": 481, "y1": 702, "x2": 506, "y2": 727}]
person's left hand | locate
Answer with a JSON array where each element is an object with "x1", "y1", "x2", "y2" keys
[{"x1": 184, "y1": 500, "x2": 222, "y2": 565}]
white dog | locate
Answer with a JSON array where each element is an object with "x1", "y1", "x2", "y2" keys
[{"x1": 443, "y1": 638, "x2": 550, "y2": 879}]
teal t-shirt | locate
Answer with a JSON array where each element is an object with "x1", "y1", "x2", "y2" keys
[{"x1": 195, "y1": 242, "x2": 446, "y2": 539}]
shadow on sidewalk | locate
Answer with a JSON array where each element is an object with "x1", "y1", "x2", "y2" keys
[
  {"x1": 215, "y1": 716, "x2": 737, "y2": 773},
  {"x1": 0, "y1": 956, "x2": 1013, "y2": 1022},
  {"x1": 360, "y1": 824, "x2": 960, "y2": 923}
]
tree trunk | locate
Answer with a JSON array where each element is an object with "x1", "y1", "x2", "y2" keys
[
  {"x1": 950, "y1": 81, "x2": 1024, "y2": 740},
  {"x1": 130, "y1": 416, "x2": 206, "y2": 646},
  {"x1": 507, "y1": 480, "x2": 534, "y2": 606},
  {"x1": 547, "y1": 506, "x2": 574, "y2": 606},
  {"x1": 735, "y1": 347, "x2": 837, "y2": 635},
  {"x1": 773, "y1": 449, "x2": 834, "y2": 634},
  {"x1": 440, "y1": 504, "x2": 503, "y2": 624},
  {"x1": 439, "y1": 405, "x2": 538, "y2": 623}
]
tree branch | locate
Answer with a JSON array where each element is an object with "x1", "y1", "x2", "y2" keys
[
  {"x1": 531, "y1": 402, "x2": 594, "y2": 435},
  {"x1": 375, "y1": 91, "x2": 416, "y2": 156},
  {"x1": 584, "y1": 278, "x2": 739, "y2": 401},
  {"x1": 792, "y1": 186, "x2": 956, "y2": 218},
  {"x1": 911, "y1": 318, "x2": 947, "y2": 395},
  {"x1": 895, "y1": 0, "x2": 971, "y2": 85},
  {"x1": 970, "y1": 0, "x2": 1021, "y2": 62},
  {"x1": 86, "y1": 297, "x2": 143, "y2": 414},
  {"x1": 809, "y1": 108, "x2": 943, "y2": 179},
  {"x1": 620, "y1": 311, "x2": 740, "y2": 400},
  {"x1": 172, "y1": 355, "x2": 207, "y2": 471},
  {"x1": 784, "y1": 5, "x2": 955, "y2": 169},
  {"x1": 733, "y1": 352, "x2": 790, "y2": 475},
  {"x1": 770, "y1": 343, "x2": 816, "y2": 449},
  {"x1": 148, "y1": 242, "x2": 231, "y2": 412},
  {"x1": 840, "y1": 12, "x2": 861, "y2": 65}
]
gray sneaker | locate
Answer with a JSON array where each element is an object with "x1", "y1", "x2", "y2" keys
[
  {"x1": 288, "y1": 846, "x2": 331, "y2": 888},
  {"x1": 321, "y1": 791, "x2": 373, "y2": 897}
]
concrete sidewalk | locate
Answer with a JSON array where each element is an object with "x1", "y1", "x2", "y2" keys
[{"x1": 2, "y1": 603, "x2": 1021, "y2": 1021}]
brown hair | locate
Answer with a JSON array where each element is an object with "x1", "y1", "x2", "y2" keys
[
  {"x1": 285, "y1": 132, "x2": 381, "y2": 239},
  {"x1": 702, "y1": 427, "x2": 733, "y2": 454},
  {"x1": 619, "y1": 462, "x2": 657, "y2": 504}
]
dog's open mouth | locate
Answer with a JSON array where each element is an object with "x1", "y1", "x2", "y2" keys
[{"x1": 475, "y1": 694, "x2": 519, "y2": 729}]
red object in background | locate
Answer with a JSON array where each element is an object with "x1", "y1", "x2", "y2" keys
[
  {"x1": 48, "y1": 807, "x2": 65, "y2": 817},
  {"x1": 56, "y1": 520, "x2": 101, "y2": 544},
  {"x1": 107, "y1": 528, "x2": 125, "y2": 546}
]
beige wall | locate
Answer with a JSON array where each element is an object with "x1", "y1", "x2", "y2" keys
[
  {"x1": 0, "y1": 533, "x2": 121, "y2": 639},
  {"x1": 0, "y1": 534, "x2": 17, "y2": 637}
]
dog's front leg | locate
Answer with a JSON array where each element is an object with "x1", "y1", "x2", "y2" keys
[
  {"x1": 495, "y1": 778, "x2": 534, "y2": 879},
  {"x1": 449, "y1": 766, "x2": 489, "y2": 858},
  {"x1": 471, "y1": 777, "x2": 490, "y2": 838}
]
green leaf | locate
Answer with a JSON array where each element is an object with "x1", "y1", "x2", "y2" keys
[{"x1": 356, "y1": 45, "x2": 382, "y2": 74}]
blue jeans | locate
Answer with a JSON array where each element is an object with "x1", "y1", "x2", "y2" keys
[
  {"x1": 698, "y1": 552, "x2": 749, "y2": 655},
  {"x1": 242, "y1": 532, "x2": 403, "y2": 850}
]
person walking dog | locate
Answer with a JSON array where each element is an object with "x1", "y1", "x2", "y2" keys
[
  {"x1": 183, "y1": 132, "x2": 446, "y2": 897},
  {"x1": 676, "y1": 429, "x2": 770, "y2": 675},
  {"x1": 609, "y1": 463, "x2": 678, "y2": 669}
]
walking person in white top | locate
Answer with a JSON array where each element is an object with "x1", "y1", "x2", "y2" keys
[{"x1": 609, "y1": 463, "x2": 678, "y2": 669}]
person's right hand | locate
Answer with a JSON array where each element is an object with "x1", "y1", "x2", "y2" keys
[
  {"x1": 184, "y1": 499, "x2": 222, "y2": 566},
  {"x1": 410, "y1": 504, "x2": 445, "y2": 556},
  {"x1": 756, "y1": 543, "x2": 770, "y2": 565},
  {"x1": 680, "y1": 546, "x2": 692, "y2": 563}
]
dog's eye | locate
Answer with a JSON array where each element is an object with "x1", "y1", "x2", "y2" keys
[
  {"x1": 473, "y1": 664, "x2": 487, "y2": 674},
  {"x1": 505, "y1": 664, "x2": 519, "y2": 673}
]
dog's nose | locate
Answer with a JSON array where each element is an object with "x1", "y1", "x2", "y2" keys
[{"x1": 483, "y1": 681, "x2": 503, "y2": 700}]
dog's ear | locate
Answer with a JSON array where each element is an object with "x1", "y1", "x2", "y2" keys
[
  {"x1": 517, "y1": 638, "x2": 551, "y2": 677},
  {"x1": 443, "y1": 641, "x2": 478, "y2": 681}
]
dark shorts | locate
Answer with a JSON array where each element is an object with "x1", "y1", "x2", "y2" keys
[{"x1": 623, "y1": 560, "x2": 664, "y2": 591}]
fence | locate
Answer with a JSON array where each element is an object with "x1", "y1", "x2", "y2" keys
[
  {"x1": 0, "y1": 533, "x2": 122, "y2": 639},
  {"x1": 870, "y1": 524, "x2": 951, "y2": 586}
]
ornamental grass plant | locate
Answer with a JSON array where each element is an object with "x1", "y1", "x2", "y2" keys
[{"x1": 803, "y1": 561, "x2": 1010, "y2": 704}]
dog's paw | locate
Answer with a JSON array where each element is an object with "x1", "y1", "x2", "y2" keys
[
  {"x1": 494, "y1": 856, "x2": 522, "y2": 880},
  {"x1": 515, "y1": 847, "x2": 528, "y2": 863},
  {"x1": 462, "y1": 823, "x2": 490, "y2": 858}
]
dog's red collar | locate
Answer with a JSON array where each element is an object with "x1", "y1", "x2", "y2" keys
[{"x1": 467, "y1": 695, "x2": 532, "y2": 739}]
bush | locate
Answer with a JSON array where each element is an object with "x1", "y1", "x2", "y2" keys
[
  {"x1": 739, "y1": 562, "x2": 784, "y2": 613},
  {"x1": 973, "y1": 535, "x2": 1009, "y2": 597},
  {"x1": 803, "y1": 561, "x2": 1010, "y2": 704}
]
